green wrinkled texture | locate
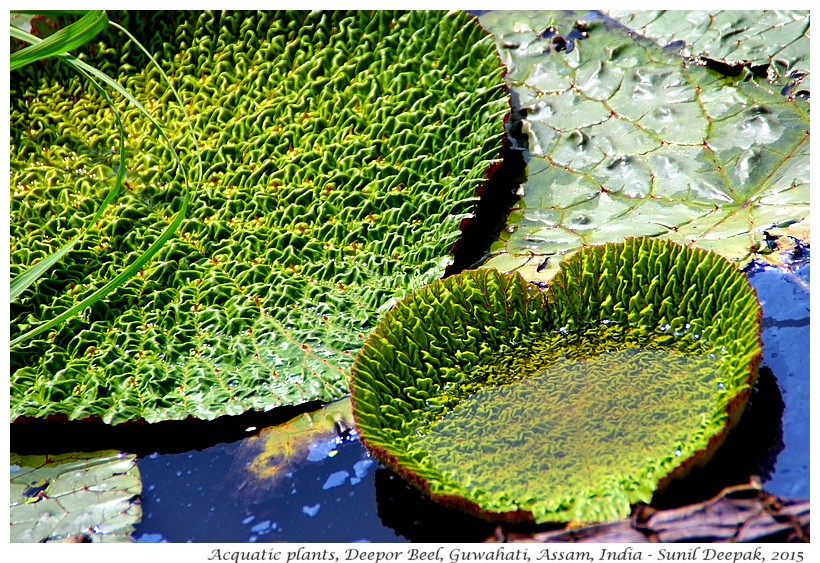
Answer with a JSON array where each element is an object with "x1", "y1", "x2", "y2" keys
[
  {"x1": 9, "y1": 11, "x2": 508, "y2": 423},
  {"x1": 10, "y1": 450, "x2": 142, "y2": 543},
  {"x1": 417, "y1": 345, "x2": 723, "y2": 522},
  {"x1": 478, "y1": 11, "x2": 809, "y2": 284},
  {"x1": 351, "y1": 238, "x2": 763, "y2": 523},
  {"x1": 606, "y1": 10, "x2": 810, "y2": 92}
]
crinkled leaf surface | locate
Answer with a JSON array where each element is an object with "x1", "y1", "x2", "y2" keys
[
  {"x1": 10, "y1": 450, "x2": 142, "y2": 543},
  {"x1": 9, "y1": 11, "x2": 507, "y2": 423},
  {"x1": 478, "y1": 11, "x2": 809, "y2": 283},
  {"x1": 351, "y1": 239, "x2": 763, "y2": 523}
]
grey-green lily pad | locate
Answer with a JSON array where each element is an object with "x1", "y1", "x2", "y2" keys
[
  {"x1": 350, "y1": 238, "x2": 763, "y2": 523},
  {"x1": 605, "y1": 10, "x2": 810, "y2": 92},
  {"x1": 10, "y1": 11, "x2": 508, "y2": 423},
  {"x1": 10, "y1": 450, "x2": 142, "y2": 542},
  {"x1": 478, "y1": 11, "x2": 809, "y2": 284}
]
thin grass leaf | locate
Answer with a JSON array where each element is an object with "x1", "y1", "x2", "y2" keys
[
  {"x1": 10, "y1": 190, "x2": 190, "y2": 348},
  {"x1": 10, "y1": 10, "x2": 108, "y2": 71},
  {"x1": 9, "y1": 126, "x2": 125, "y2": 301},
  {"x1": 10, "y1": 23, "x2": 201, "y2": 347},
  {"x1": 109, "y1": 20, "x2": 203, "y2": 187},
  {"x1": 10, "y1": 75, "x2": 127, "y2": 302}
]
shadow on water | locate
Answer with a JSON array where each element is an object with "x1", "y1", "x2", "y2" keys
[
  {"x1": 9, "y1": 400, "x2": 325, "y2": 457},
  {"x1": 373, "y1": 469, "x2": 495, "y2": 542}
]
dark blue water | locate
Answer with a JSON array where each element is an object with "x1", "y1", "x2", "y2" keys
[
  {"x1": 747, "y1": 261, "x2": 810, "y2": 499},
  {"x1": 134, "y1": 433, "x2": 400, "y2": 543},
  {"x1": 133, "y1": 261, "x2": 809, "y2": 542}
]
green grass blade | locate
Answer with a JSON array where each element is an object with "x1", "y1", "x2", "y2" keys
[
  {"x1": 10, "y1": 10, "x2": 108, "y2": 71},
  {"x1": 109, "y1": 20, "x2": 204, "y2": 187},
  {"x1": 10, "y1": 21, "x2": 200, "y2": 347},
  {"x1": 12, "y1": 26, "x2": 158, "y2": 131},
  {"x1": 9, "y1": 86, "x2": 127, "y2": 302},
  {"x1": 10, "y1": 192, "x2": 190, "y2": 348}
]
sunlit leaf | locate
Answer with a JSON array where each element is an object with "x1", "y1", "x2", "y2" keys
[
  {"x1": 605, "y1": 10, "x2": 810, "y2": 92},
  {"x1": 10, "y1": 11, "x2": 507, "y2": 424},
  {"x1": 10, "y1": 450, "x2": 142, "y2": 543},
  {"x1": 477, "y1": 11, "x2": 809, "y2": 284},
  {"x1": 352, "y1": 239, "x2": 763, "y2": 523}
]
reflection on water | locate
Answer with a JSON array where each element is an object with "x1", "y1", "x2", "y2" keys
[
  {"x1": 131, "y1": 262, "x2": 808, "y2": 541},
  {"x1": 135, "y1": 432, "x2": 401, "y2": 543}
]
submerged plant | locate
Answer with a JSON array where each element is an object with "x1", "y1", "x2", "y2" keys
[
  {"x1": 10, "y1": 11, "x2": 508, "y2": 424},
  {"x1": 350, "y1": 238, "x2": 763, "y2": 523}
]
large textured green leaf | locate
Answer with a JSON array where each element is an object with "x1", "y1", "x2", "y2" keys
[
  {"x1": 10, "y1": 450, "x2": 142, "y2": 542},
  {"x1": 351, "y1": 238, "x2": 763, "y2": 523},
  {"x1": 9, "y1": 11, "x2": 508, "y2": 424},
  {"x1": 477, "y1": 11, "x2": 809, "y2": 283}
]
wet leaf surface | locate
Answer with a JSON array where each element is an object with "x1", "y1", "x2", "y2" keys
[
  {"x1": 351, "y1": 240, "x2": 764, "y2": 523},
  {"x1": 477, "y1": 11, "x2": 809, "y2": 284},
  {"x1": 8, "y1": 9, "x2": 811, "y2": 542},
  {"x1": 9, "y1": 450, "x2": 142, "y2": 543}
]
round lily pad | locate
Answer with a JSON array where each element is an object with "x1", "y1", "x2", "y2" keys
[{"x1": 350, "y1": 238, "x2": 763, "y2": 523}]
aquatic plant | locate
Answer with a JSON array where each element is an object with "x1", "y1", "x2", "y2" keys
[
  {"x1": 10, "y1": 450, "x2": 142, "y2": 543},
  {"x1": 350, "y1": 238, "x2": 763, "y2": 523},
  {"x1": 478, "y1": 10, "x2": 810, "y2": 282},
  {"x1": 10, "y1": 11, "x2": 508, "y2": 424}
]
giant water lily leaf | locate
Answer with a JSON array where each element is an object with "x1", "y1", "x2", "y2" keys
[
  {"x1": 9, "y1": 11, "x2": 508, "y2": 424},
  {"x1": 10, "y1": 450, "x2": 142, "y2": 542},
  {"x1": 351, "y1": 238, "x2": 763, "y2": 523},
  {"x1": 605, "y1": 10, "x2": 810, "y2": 93},
  {"x1": 477, "y1": 11, "x2": 809, "y2": 284}
]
